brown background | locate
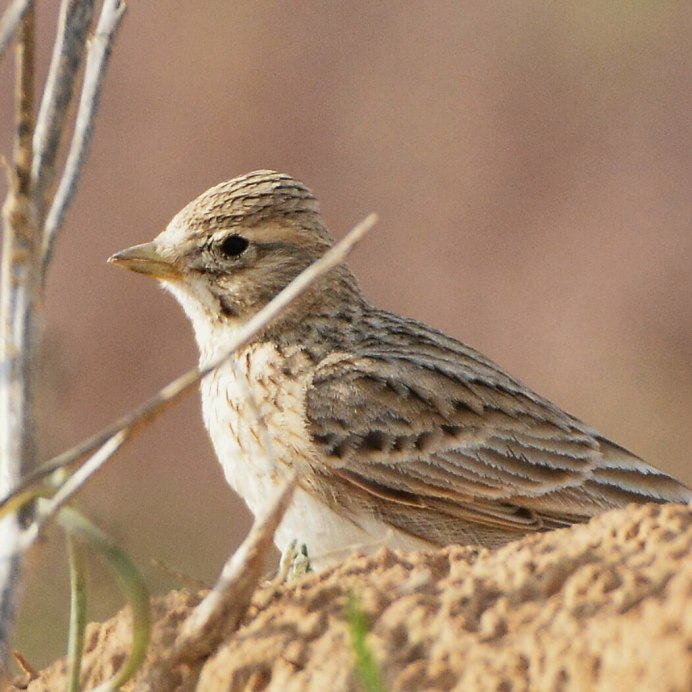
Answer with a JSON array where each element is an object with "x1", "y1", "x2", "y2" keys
[{"x1": 1, "y1": 1, "x2": 691, "y2": 668}]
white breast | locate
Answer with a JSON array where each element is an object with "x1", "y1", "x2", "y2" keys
[{"x1": 200, "y1": 343, "x2": 307, "y2": 517}]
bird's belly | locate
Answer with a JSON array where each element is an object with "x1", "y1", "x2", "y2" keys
[{"x1": 274, "y1": 486, "x2": 432, "y2": 569}]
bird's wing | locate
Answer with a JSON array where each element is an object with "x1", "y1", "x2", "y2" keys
[{"x1": 305, "y1": 321, "x2": 690, "y2": 547}]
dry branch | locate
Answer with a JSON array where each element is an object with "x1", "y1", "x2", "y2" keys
[
  {"x1": 163, "y1": 477, "x2": 297, "y2": 682},
  {"x1": 0, "y1": 0, "x2": 126, "y2": 676},
  {"x1": 0, "y1": 0, "x2": 32, "y2": 62},
  {"x1": 32, "y1": 0, "x2": 96, "y2": 219},
  {"x1": 41, "y1": 0, "x2": 125, "y2": 271},
  {"x1": 0, "y1": 4, "x2": 39, "y2": 676}
]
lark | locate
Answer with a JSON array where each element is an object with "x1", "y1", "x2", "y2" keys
[{"x1": 110, "y1": 170, "x2": 691, "y2": 568}]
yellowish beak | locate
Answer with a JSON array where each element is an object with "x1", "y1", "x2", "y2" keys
[{"x1": 108, "y1": 242, "x2": 180, "y2": 279}]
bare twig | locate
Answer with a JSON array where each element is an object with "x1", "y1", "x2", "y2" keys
[
  {"x1": 147, "y1": 476, "x2": 296, "y2": 688},
  {"x1": 12, "y1": 0, "x2": 34, "y2": 197},
  {"x1": 176, "y1": 476, "x2": 296, "y2": 659},
  {"x1": 0, "y1": 4, "x2": 39, "y2": 677},
  {"x1": 18, "y1": 430, "x2": 127, "y2": 550},
  {"x1": 11, "y1": 650, "x2": 37, "y2": 685},
  {"x1": 3, "y1": 212, "x2": 377, "y2": 529},
  {"x1": 32, "y1": 0, "x2": 96, "y2": 218},
  {"x1": 0, "y1": 0, "x2": 126, "y2": 676},
  {"x1": 0, "y1": 0, "x2": 32, "y2": 62},
  {"x1": 41, "y1": 0, "x2": 126, "y2": 271}
]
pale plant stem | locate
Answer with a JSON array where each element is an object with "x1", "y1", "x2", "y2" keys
[
  {"x1": 173, "y1": 476, "x2": 297, "y2": 664},
  {"x1": 0, "y1": 0, "x2": 32, "y2": 62},
  {"x1": 18, "y1": 432, "x2": 127, "y2": 552},
  {"x1": 0, "y1": 4, "x2": 39, "y2": 676},
  {"x1": 32, "y1": 0, "x2": 97, "y2": 219},
  {"x1": 0, "y1": 0, "x2": 126, "y2": 675},
  {"x1": 41, "y1": 0, "x2": 126, "y2": 272}
]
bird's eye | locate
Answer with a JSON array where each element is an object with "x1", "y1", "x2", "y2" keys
[{"x1": 219, "y1": 234, "x2": 249, "y2": 257}]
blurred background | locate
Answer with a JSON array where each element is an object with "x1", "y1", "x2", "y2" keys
[{"x1": 1, "y1": 0, "x2": 691, "y2": 668}]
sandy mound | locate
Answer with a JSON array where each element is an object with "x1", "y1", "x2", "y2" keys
[{"x1": 16, "y1": 502, "x2": 691, "y2": 691}]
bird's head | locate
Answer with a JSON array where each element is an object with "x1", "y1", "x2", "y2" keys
[{"x1": 109, "y1": 171, "x2": 355, "y2": 352}]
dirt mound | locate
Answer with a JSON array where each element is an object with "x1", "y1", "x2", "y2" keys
[{"x1": 17, "y1": 502, "x2": 692, "y2": 691}]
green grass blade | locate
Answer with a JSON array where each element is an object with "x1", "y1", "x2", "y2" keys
[
  {"x1": 346, "y1": 592, "x2": 385, "y2": 692},
  {"x1": 57, "y1": 506, "x2": 151, "y2": 691},
  {"x1": 66, "y1": 534, "x2": 88, "y2": 692}
]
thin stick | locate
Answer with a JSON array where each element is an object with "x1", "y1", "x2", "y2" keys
[
  {"x1": 8, "y1": 213, "x2": 377, "y2": 546},
  {"x1": 0, "y1": 4, "x2": 38, "y2": 678},
  {"x1": 41, "y1": 0, "x2": 126, "y2": 272},
  {"x1": 12, "y1": 0, "x2": 34, "y2": 198},
  {"x1": 0, "y1": 0, "x2": 38, "y2": 513},
  {"x1": 32, "y1": 0, "x2": 96, "y2": 218},
  {"x1": 174, "y1": 476, "x2": 296, "y2": 663},
  {"x1": 19, "y1": 431, "x2": 127, "y2": 550},
  {"x1": 146, "y1": 476, "x2": 297, "y2": 688},
  {"x1": 0, "y1": 0, "x2": 32, "y2": 63}
]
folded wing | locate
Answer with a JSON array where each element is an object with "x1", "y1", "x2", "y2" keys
[{"x1": 305, "y1": 313, "x2": 691, "y2": 547}]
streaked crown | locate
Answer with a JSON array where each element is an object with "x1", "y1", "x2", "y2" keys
[{"x1": 177, "y1": 170, "x2": 324, "y2": 235}]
